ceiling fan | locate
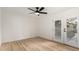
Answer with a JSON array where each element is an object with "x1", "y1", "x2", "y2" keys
[{"x1": 28, "y1": 7, "x2": 47, "y2": 16}]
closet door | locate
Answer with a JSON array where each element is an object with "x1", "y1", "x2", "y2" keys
[{"x1": 64, "y1": 17, "x2": 78, "y2": 47}]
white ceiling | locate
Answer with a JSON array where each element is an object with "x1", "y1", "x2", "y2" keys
[
  {"x1": 46, "y1": 7, "x2": 74, "y2": 15},
  {"x1": 2, "y1": 7, "x2": 75, "y2": 16}
]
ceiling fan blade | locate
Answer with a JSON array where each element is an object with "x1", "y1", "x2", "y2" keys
[
  {"x1": 39, "y1": 12, "x2": 47, "y2": 14},
  {"x1": 28, "y1": 8, "x2": 35, "y2": 12},
  {"x1": 39, "y1": 7, "x2": 44, "y2": 11},
  {"x1": 36, "y1": 7, "x2": 39, "y2": 11},
  {"x1": 36, "y1": 7, "x2": 39, "y2": 9}
]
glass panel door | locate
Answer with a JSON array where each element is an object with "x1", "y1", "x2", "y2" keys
[
  {"x1": 65, "y1": 17, "x2": 78, "y2": 46},
  {"x1": 55, "y1": 20, "x2": 61, "y2": 40}
]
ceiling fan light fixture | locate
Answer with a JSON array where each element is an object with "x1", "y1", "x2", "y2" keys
[{"x1": 35, "y1": 12, "x2": 39, "y2": 16}]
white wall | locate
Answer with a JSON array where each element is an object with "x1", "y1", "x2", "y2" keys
[
  {"x1": 0, "y1": 8, "x2": 2, "y2": 45},
  {"x1": 2, "y1": 8, "x2": 39, "y2": 43},
  {"x1": 39, "y1": 7, "x2": 79, "y2": 40},
  {"x1": 39, "y1": 15, "x2": 53, "y2": 40}
]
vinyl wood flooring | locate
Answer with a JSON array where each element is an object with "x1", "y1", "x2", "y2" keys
[{"x1": 0, "y1": 37, "x2": 79, "y2": 51}]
